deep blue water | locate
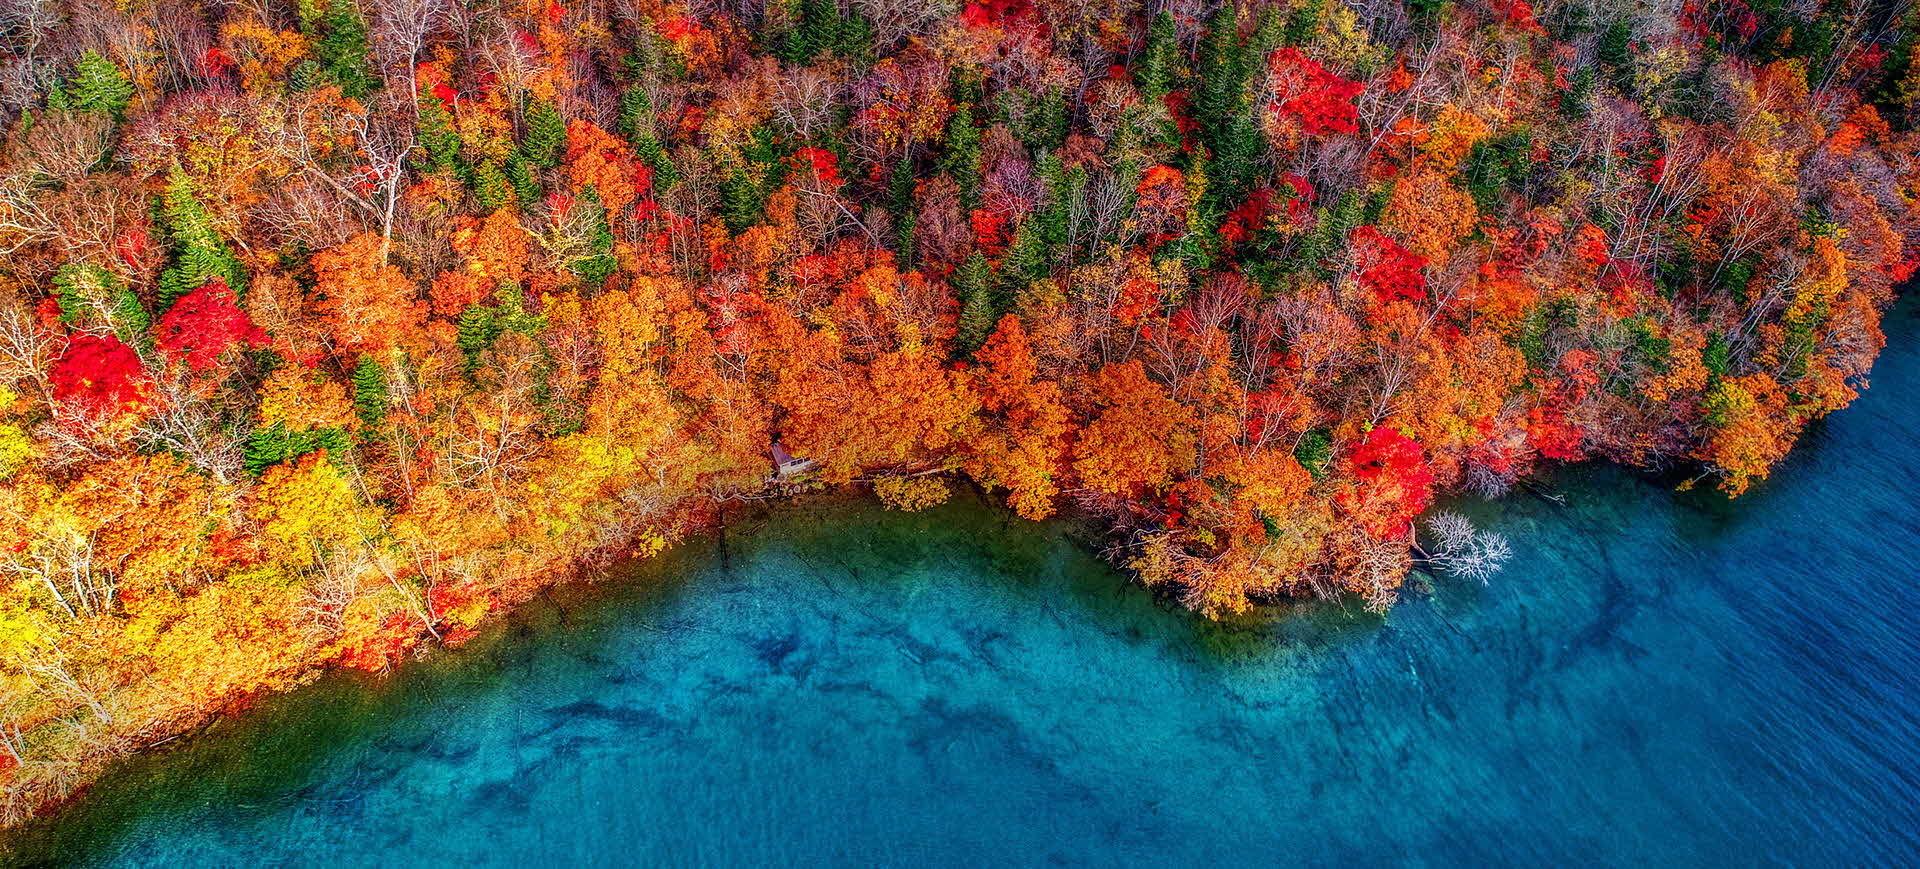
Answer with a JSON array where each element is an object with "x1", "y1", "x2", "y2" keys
[{"x1": 10, "y1": 302, "x2": 1920, "y2": 867}]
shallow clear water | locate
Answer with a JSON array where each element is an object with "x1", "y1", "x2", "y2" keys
[{"x1": 10, "y1": 302, "x2": 1920, "y2": 868}]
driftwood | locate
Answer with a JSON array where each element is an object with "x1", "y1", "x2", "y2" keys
[
  {"x1": 1516, "y1": 478, "x2": 1566, "y2": 505},
  {"x1": 1407, "y1": 542, "x2": 1438, "y2": 579}
]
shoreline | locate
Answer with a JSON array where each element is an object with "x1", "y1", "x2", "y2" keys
[{"x1": 0, "y1": 438, "x2": 1833, "y2": 840}]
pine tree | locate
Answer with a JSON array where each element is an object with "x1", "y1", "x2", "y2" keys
[
  {"x1": 1188, "y1": 4, "x2": 1272, "y2": 221},
  {"x1": 890, "y1": 156, "x2": 917, "y2": 266},
  {"x1": 352, "y1": 356, "x2": 388, "y2": 428},
  {"x1": 156, "y1": 170, "x2": 248, "y2": 311},
  {"x1": 1246, "y1": 5, "x2": 1285, "y2": 68},
  {"x1": 1598, "y1": 20, "x2": 1635, "y2": 92},
  {"x1": 1172, "y1": 151, "x2": 1217, "y2": 273},
  {"x1": 716, "y1": 126, "x2": 786, "y2": 233},
  {"x1": 1559, "y1": 67, "x2": 1595, "y2": 119},
  {"x1": 624, "y1": 85, "x2": 679, "y2": 194},
  {"x1": 1193, "y1": 4, "x2": 1247, "y2": 141},
  {"x1": 1282, "y1": 0, "x2": 1324, "y2": 47},
  {"x1": 635, "y1": 132, "x2": 678, "y2": 192},
  {"x1": 941, "y1": 104, "x2": 983, "y2": 207},
  {"x1": 719, "y1": 170, "x2": 765, "y2": 234},
  {"x1": 503, "y1": 154, "x2": 539, "y2": 204},
  {"x1": 572, "y1": 188, "x2": 618, "y2": 287},
  {"x1": 1296, "y1": 187, "x2": 1369, "y2": 279},
  {"x1": 244, "y1": 425, "x2": 292, "y2": 476},
  {"x1": 776, "y1": 0, "x2": 838, "y2": 65},
  {"x1": 951, "y1": 66, "x2": 984, "y2": 109},
  {"x1": 49, "y1": 50, "x2": 134, "y2": 119},
  {"x1": 308, "y1": 0, "x2": 378, "y2": 98},
  {"x1": 417, "y1": 97, "x2": 465, "y2": 178},
  {"x1": 953, "y1": 251, "x2": 997, "y2": 355},
  {"x1": 473, "y1": 161, "x2": 514, "y2": 212},
  {"x1": 1137, "y1": 12, "x2": 1181, "y2": 101},
  {"x1": 1871, "y1": 7, "x2": 1920, "y2": 124},
  {"x1": 833, "y1": 7, "x2": 875, "y2": 64},
  {"x1": 617, "y1": 85, "x2": 652, "y2": 143},
  {"x1": 456, "y1": 304, "x2": 500, "y2": 371},
  {"x1": 1407, "y1": 0, "x2": 1449, "y2": 25},
  {"x1": 999, "y1": 220, "x2": 1046, "y2": 303},
  {"x1": 53, "y1": 264, "x2": 148, "y2": 340},
  {"x1": 1209, "y1": 114, "x2": 1264, "y2": 213},
  {"x1": 492, "y1": 281, "x2": 547, "y2": 336},
  {"x1": 521, "y1": 97, "x2": 566, "y2": 168},
  {"x1": 1033, "y1": 153, "x2": 1072, "y2": 253},
  {"x1": 245, "y1": 423, "x2": 350, "y2": 476},
  {"x1": 1026, "y1": 88, "x2": 1070, "y2": 151}
]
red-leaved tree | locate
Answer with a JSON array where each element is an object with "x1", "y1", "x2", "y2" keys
[
  {"x1": 1350, "y1": 225, "x2": 1428, "y2": 305},
  {"x1": 1339, "y1": 426, "x2": 1435, "y2": 539},
  {"x1": 49, "y1": 334, "x2": 153, "y2": 423},
  {"x1": 154, "y1": 278, "x2": 267, "y2": 372}
]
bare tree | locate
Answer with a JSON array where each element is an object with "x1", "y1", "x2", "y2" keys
[{"x1": 1419, "y1": 511, "x2": 1513, "y2": 584}]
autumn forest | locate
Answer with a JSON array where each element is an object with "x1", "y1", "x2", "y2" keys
[{"x1": 0, "y1": 0, "x2": 1914, "y2": 828}]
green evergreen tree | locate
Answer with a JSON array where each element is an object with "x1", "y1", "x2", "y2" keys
[
  {"x1": 1247, "y1": 5, "x2": 1285, "y2": 65},
  {"x1": 1294, "y1": 428, "x2": 1333, "y2": 480},
  {"x1": 1462, "y1": 131, "x2": 1533, "y2": 212},
  {"x1": 1598, "y1": 20, "x2": 1635, "y2": 92},
  {"x1": 49, "y1": 50, "x2": 134, "y2": 119},
  {"x1": 1407, "y1": 0, "x2": 1449, "y2": 24},
  {"x1": 245, "y1": 424, "x2": 351, "y2": 476},
  {"x1": 1026, "y1": 88, "x2": 1070, "y2": 151},
  {"x1": 1137, "y1": 12, "x2": 1181, "y2": 101},
  {"x1": 456, "y1": 304, "x2": 501, "y2": 371},
  {"x1": 572, "y1": 188, "x2": 618, "y2": 287},
  {"x1": 52, "y1": 263, "x2": 147, "y2": 341},
  {"x1": 890, "y1": 156, "x2": 917, "y2": 265},
  {"x1": 1208, "y1": 114, "x2": 1265, "y2": 213},
  {"x1": 1281, "y1": 0, "x2": 1324, "y2": 47},
  {"x1": 307, "y1": 0, "x2": 379, "y2": 98},
  {"x1": 1871, "y1": 8, "x2": 1920, "y2": 124},
  {"x1": 1193, "y1": 4, "x2": 1248, "y2": 141},
  {"x1": 1189, "y1": 3, "x2": 1273, "y2": 219},
  {"x1": 623, "y1": 85, "x2": 678, "y2": 194},
  {"x1": 1559, "y1": 67, "x2": 1596, "y2": 119},
  {"x1": 417, "y1": 95, "x2": 466, "y2": 179},
  {"x1": 473, "y1": 160, "x2": 514, "y2": 212},
  {"x1": 950, "y1": 66, "x2": 985, "y2": 109},
  {"x1": 940, "y1": 104, "x2": 983, "y2": 207},
  {"x1": 999, "y1": 220, "x2": 1046, "y2": 303},
  {"x1": 833, "y1": 7, "x2": 875, "y2": 64},
  {"x1": 717, "y1": 126, "x2": 786, "y2": 233},
  {"x1": 352, "y1": 356, "x2": 388, "y2": 428},
  {"x1": 288, "y1": 59, "x2": 323, "y2": 92},
  {"x1": 521, "y1": 97, "x2": 566, "y2": 168},
  {"x1": 156, "y1": 170, "x2": 248, "y2": 310},
  {"x1": 634, "y1": 132, "x2": 678, "y2": 192},
  {"x1": 1296, "y1": 187, "x2": 1369, "y2": 279},
  {"x1": 776, "y1": 0, "x2": 839, "y2": 65},
  {"x1": 953, "y1": 251, "x2": 997, "y2": 355},
  {"x1": 1032, "y1": 152, "x2": 1076, "y2": 265},
  {"x1": 617, "y1": 85, "x2": 653, "y2": 143},
  {"x1": 718, "y1": 170, "x2": 766, "y2": 234},
  {"x1": 1164, "y1": 150, "x2": 1217, "y2": 273},
  {"x1": 503, "y1": 154, "x2": 539, "y2": 205},
  {"x1": 491, "y1": 281, "x2": 548, "y2": 336}
]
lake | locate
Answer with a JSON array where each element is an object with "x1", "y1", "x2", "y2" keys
[{"x1": 9, "y1": 301, "x2": 1920, "y2": 867}]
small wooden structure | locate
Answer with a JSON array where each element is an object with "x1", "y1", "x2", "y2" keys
[{"x1": 771, "y1": 441, "x2": 817, "y2": 479}]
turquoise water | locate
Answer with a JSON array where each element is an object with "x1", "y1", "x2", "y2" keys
[{"x1": 10, "y1": 303, "x2": 1920, "y2": 867}]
